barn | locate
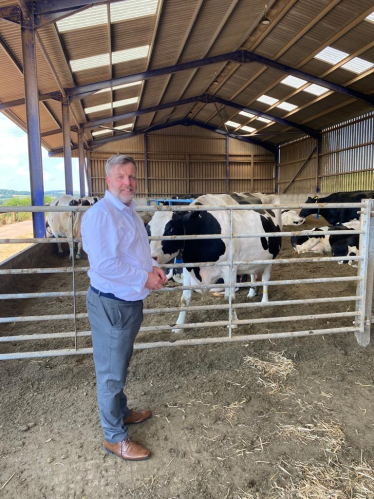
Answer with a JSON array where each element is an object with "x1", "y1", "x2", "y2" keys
[{"x1": 1, "y1": 1, "x2": 374, "y2": 497}]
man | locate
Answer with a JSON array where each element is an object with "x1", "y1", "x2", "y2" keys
[{"x1": 82, "y1": 154, "x2": 167, "y2": 461}]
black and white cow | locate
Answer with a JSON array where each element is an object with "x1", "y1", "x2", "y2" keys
[
  {"x1": 147, "y1": 193, "x2": 282, "y2": 332},
  {"x1": 47, "y1": 195, "x2": 98, "y2": 259},
  {"x1": 281, "y1": 209, "x2": 305, "y2": 226},
  {"x1": 291, "y1": 221, "x2": 360, "y2": 266},
  {"x1": 299, "y1": 191, "x2": 374, "y2": 225}
]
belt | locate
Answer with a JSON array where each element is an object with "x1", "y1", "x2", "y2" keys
[{"x1": 90, "y1": 285, "x2": 126, "y2": 302}]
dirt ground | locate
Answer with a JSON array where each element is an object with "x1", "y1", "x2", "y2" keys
[
  {"x1": 1, "y1": 214, "x2": 374, "y2": 498},
  {"x1": 0, "y1": 220, "x2": 33, "y2": 263}
]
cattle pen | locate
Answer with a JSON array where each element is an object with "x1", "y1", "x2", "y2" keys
[
  {"x1": 2, "y1": 0, "x2": 374, "y2": 497},
  {"x1": 1, "y1": 199, "x2": 373, "y2": 361}
]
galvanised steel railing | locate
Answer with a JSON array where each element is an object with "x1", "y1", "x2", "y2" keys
[{"x1": 0, "y1": 200, "x2": 373, "y2": 360}]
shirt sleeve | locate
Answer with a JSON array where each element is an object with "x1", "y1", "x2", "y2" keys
[{"x1": 82, "y1": 210, "x2": 148, "y2": 293}]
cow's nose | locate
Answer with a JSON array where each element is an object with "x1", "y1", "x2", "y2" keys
[{"x1": 153, "y1": 256, "x2": 158, "y2": 262}]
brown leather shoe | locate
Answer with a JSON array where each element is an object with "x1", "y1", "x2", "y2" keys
[
  {"x1": 123, "y1": 409, "x2": 152, "y2": 426},
  {"x1": 104, "y1": 438, "x2": 151, "y2": 461}
]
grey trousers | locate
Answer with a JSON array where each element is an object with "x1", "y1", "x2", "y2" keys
[{"x1": 86, "y1": 287, "x2": 143, "y2": 443}]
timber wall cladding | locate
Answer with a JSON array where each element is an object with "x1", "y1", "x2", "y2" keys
[
  {"x1": 90, "y1": 125, "x2": 275, "y2": 197},
  {"x1": 278, "y1": 111, "x2": 374, "y2": 194}
]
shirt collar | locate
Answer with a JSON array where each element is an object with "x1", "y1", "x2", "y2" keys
[{"x1": 105, "y1": 190, "x2": 136, "y2": 213}]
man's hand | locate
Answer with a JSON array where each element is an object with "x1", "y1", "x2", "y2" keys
[
  {"x1": 153, "y1": 266, "x2": 168, "y2": 284},
  {"x1": 145, "y1": 270, "x2": 164, "y2": 290}
]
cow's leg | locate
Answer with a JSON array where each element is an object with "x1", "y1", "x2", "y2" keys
[
  {"x1": 51, "y1": 230, "x2": 64, "y2": 257},
  {"x1": 224, "y1": 266, "x2": 238, "y2": 328},
  {"x1": 172, "y1": 268, "x2": 192, "y2": 333},
  {"x1": 247, "y1": 274, "x2": 259, "y2": 298},
  {"x1": 76, "y1": 241, "x2": 82, "y2": 260},
  {"x1": 261, "y1": 265, "x2": 271, "y2": 303}
]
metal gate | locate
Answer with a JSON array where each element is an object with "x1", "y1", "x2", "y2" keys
[{"x1": 0, "y1": 200, "x2": 373, "y2": 360}]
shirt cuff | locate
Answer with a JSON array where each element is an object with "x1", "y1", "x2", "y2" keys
[{"x1": 151, "y1": 258, "x2": 160, "y2": 268}]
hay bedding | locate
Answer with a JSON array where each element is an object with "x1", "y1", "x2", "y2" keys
[{"x1": 1, "y1": 216, "x2": 374, "y2": 498}]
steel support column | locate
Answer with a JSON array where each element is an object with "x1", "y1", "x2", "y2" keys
[
  {"x1": 316, "y1": 135, "x2": 322, "y2": 193},
  {"x1": 86, "y1": 150, "x2": 93, "y2": 196},
  {"x1": 62, "y1": 98, "x2": 73, "y2": 195},
  {"x1": 78, "y1": 130, "x2": 85, "y2": 197},
  {"x1": 225, "y1": 135, "x2": 229, "y2": 193},
  {"x1": 20, "y1": 15, "x2": 45, "y2": 237},
  {"x1": 274, "y1": 148, "x2": 280, "y2": 193},
  {"x1": 144, "y1": 133, "x2": 149, "y2": 197}
]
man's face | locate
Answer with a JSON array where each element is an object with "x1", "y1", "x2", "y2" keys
[{"x1": 105, "y1": 162, "x2": 137, "y2": 206}]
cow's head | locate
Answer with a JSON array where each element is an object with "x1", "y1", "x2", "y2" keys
[
  {"x1": 147, "y1": 211, "x2": 186, "y2": 264},
  {"x1": 298, "y1": 196, "x2": 319, "y2": 218},
  {"x1": 281, "y1": 209, "x2": 305, "y2": 226}
]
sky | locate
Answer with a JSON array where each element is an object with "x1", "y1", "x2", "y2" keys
[{"x1": 0, "y1": 113, "x2": 83, "y2": 193}]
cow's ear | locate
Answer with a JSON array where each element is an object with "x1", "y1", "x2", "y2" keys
[{"x1": 181, "y1": 210, "x2": 200, "y2": 226}]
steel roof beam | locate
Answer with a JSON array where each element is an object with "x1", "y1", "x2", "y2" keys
[
  {"x1": 68, "y1": 49, "x2": 374, "y2": 107},
  {"x1": 0, "y1": 92, "x2": 61, "y2": 110},
  {"x1": 211, "y1": 95, "x2": 319, "y2": 139},
  {"x1": 242, "y1": 50, "x2": 374, "y2": 108},
  {"x1": 186, "y1": 119, "x2": 277, "y2": 154},
  {"x1": 67, "y1": 52, "x2": 244, "y2": 100},
  {"x1": 48, "y1": 118, "x2": 277, "y2": 156}
]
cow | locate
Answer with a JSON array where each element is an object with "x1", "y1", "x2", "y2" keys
[
  {"x1": 291, "y1": 221, "x2": 360, "y2": 266},
  {"x1": 147, "y1": 193, "x2": 282, "y2": 332},
  {"x1": 281, "y1": 209, "x2": 305, "y2": 226},
  {"x1": 299, "y1": 191, "x2": 374, "y2": 225},
  {"x1": 47, "y1": 195, "x2": 97, "y2": 259}
]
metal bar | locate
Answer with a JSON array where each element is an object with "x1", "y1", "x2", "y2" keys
[
  {"x1": 144, "y1": 133, "x2": 149, "y2": 196},
  {"x1": 212, "y1": 95, "x2": 319, "y2": 139},
  {"x1": 78, "y1": 130, "x2": 85, "y2": 197},
  {"x1": 242, "y1": 50, "x2": 374, "y2": 107},
  {"x1": 0, "y1": 331, "x2": 92, "y2": 342},
  {"x1": 225, "y1": 135, "x2": 229, "y2": 193},
  {"x1": 84, "y1": 95, "x2": 204, "y2": 130},
  {"x1": 0, "y1": 202, "x2": 365, "y2": 213},
  {"x1": 0, "y1": 327, "x2": 359, "y2": 360},
  {"x1": 86, "y1": 150, "x2": 93, "y2": 196},
  {"x1": 0, "y1": 92, "x2": 61, "y2": 111},
  {"x1": 20, "y1": 14, "x2": 45, "y2": 238},
  {"x1": 282, "y1": 145, "x2": 317, "y2": 193},
  {"x1": 355, "y1": 199, "x2": 373, "y2": 346},
  {"x1": 32, "y1": 0, "x2": 124, "y2": 15},
  {"x1": 62, "y1": 98, "x2": 73, "y2": 195}
]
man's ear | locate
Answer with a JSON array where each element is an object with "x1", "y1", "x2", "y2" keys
[{"x1": 105, "y1": 176, "x2": 110, "y2": 188}]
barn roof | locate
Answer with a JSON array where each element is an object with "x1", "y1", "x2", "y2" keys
[{"x1": 1, "y1": 0, "x2": 374, "y2": 154}]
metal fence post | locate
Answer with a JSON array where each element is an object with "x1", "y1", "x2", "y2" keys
[
  {"x1": 355, "y1": 199, "x2": 374, "y2": 346},
  {"x1": 78, "y1": 130, "x2": 86, "y2": 198},
  {"x1": 62, "y1": 97, "x2": 73, "y2": 195},
  {"x1": 21, "y1": 14, "x2": 45, "y2": 237}
]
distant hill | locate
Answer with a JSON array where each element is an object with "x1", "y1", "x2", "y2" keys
[{"x1": 0, "y1": 189, "x2": 81, "y2": 198}]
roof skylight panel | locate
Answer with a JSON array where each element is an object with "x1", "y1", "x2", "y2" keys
[
  {"x1": 70, "y1": 53, "x2": 109, "y2": 72},
  {"x1": 92, "y1": 129, "x2": 113, "y2": 136},
  {"x1": 314, "y1": 46, "x2": 349, "y2": 65},
  {"x1": 256, "y1": 117, "x2": 272, "y2": 123},
  {"x1": 225, "y1": 121, "x2": 241, "y2": 128},
  {"x1": 241, "y1": 125, "x2": 256, "y2": 133},
  {"x1": 365, "y1": 12, "x2": 374, "y2": 22},
  {"x1": 276, "y1": 102, "x2": 298, "y2": 111},
  {"x1": 70, "y1": 46, "x2": 149, "y2": 72},
  {"x1": 257, "y1": 95, "x2": 279, "y2": 105},
  {"x1": 340, "y1": 57, "x2": 374, "y2": 74},
  {"x1": 96, "y1": 82, "x2": 142, "y2": 94},
  {"x1": 112, "y1": 45, "x2": 149, "y2": 64},
  {"x1": 110, "y1": 0, "x2": 159, "y2": 22},
  {"x1": 303, "y1": 84, "x2": 329, "y2": 96},
  {"x1": 281, "y1": 76, "x2": 307, "y2": 88},
  {"x1": 85, "y1": 97, "x2": 138, "y2": 114},
  {"x1": 239, "y1": 111, "x2": 255, "y2": 118},
  {"x1": 115, "y1": 124, "x2": 133, "y2": 130},
  {"x1": 57, "y1": 4, "x2": 107, "y2": 32}
]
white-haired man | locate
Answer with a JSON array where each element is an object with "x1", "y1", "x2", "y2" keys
[{"x1": 82, "y1": 154, "x2": 167, "y2": 461}]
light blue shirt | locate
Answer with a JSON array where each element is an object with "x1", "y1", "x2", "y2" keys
[{"x1": 81, "y1": 190, "x2": 155, "y2": 301}]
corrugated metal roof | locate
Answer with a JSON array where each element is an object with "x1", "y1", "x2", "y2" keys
[{"x1": 0, "y1": 0, "x2": 374, "y2": 153}]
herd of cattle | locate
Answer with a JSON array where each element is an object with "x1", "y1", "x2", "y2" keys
[{"x1": 46, "y1": 190, "x2": 372, "y2": 330}]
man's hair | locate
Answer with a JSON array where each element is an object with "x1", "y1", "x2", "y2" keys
[{"x1": 105, "y1": 154, "x2": 137, "y2": 176}]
